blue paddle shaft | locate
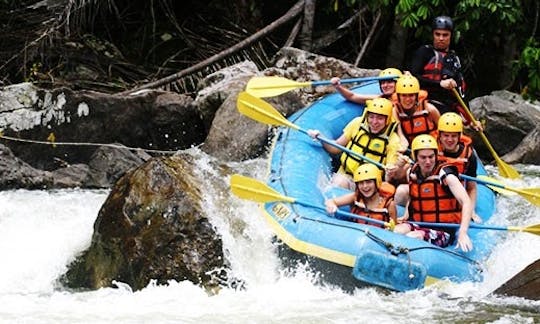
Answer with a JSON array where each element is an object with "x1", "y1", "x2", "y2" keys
[
  {"x1": 459, "y1": 173, "x2": 504, "y2": 189},
  {"x1": 311, "y1": 75, "x2": 399, "y2": 87},
  {"x1": 295, "y1": 198, "x2": 509, "y2": 232},
  {"x1": 293, "y1": 198, "x2": 387, "y2": 226},
  {"x1": 296, "y1": 128, "x2": 385, "y2": 169}
]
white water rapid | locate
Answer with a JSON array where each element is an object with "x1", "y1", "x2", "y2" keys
[{"x1": 0, "y1": 149, "x2": 539, "y2": 323}]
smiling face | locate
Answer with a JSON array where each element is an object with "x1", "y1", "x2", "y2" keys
[
  {"x1": 416, "y1": 149, "x2": 437, "y2": 175},
  {"x1": 432, "y1": 29, "x2": 452, "y2": 51},
  {"x1": 379, "y1": 80, "x2": 396, "y2": 96},
  {"x1": 357, "y1": 179, "x2": 377, "y2": 198},
  {"x1": 367, "y1": 112, "x2": 388, "y2": 134},
  {"x1": 398, "y1": 93, "x2": 417, "y2": 110},
  {"x1": 439, "y1": 131, "x2": 460, "y2": 152}
]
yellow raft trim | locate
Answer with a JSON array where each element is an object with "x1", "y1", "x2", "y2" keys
[{"x1": 260, "y1": 201, "x2": 440, "y2": 288}]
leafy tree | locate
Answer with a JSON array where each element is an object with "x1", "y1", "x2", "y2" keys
[{"x1": 515, "y1": 38, "x2": 540, "y2": 100}]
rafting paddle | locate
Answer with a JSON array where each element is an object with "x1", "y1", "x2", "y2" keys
[
  {"x1": 452, "y1": 88, "x2": 520, "y2": 179},
  {"x1": 245, "y1": 75, "x2": 398, "y2": 98},
  {"x1": 230, "y1": 174, "x2": 540, "y2": 235},
  {"x1": 236, "y1": 91, "x2": 385, "y2": 168},
  {"x1": 460, "y1": 174, "x2": 540, "y2": 206},
  {"x1": 230, "y1": 174, "x2": 391, "y2": 227}
]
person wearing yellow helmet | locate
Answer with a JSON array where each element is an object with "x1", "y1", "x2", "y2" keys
[
  {"x1": 325, "y1": 163, "x2": 397, "y2": 228},
  {"x1": 437, "y1": 112, "x2": 481, "y2": 223},
  {"x1": 394, "y1": 75, "x2": 441, "y2": 146},
  {"x1": 393, "y1": 134, "x2": 474, "y2": 252},
  {"x1": 330, "y1": 67, "x2": 402, "y2": 104},
  {"x1": 308, "y1": 97, "x2": 401, "y2": 189}
]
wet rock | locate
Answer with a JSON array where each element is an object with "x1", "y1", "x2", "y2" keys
[
  {"x1": 493, "y1": 259, "x2": 540, "y2": 300},
  {"x1": 202, "y1": 91, "x2": 304, "y2": 161},
  {"x1": 468, "y1": 90, "x2": 540, "y2": 164},
  {"x1": 501, "y1": 126, "x2": 540, "y2": 165},
  {"x1": 51, "y1": 163, "x2": 91, "y2": 188},
  {"x1": 61, "y1": 154, "x2": 231, "y2": 292},
  {"x1": 85, "y1": 144, "x2": 152, "y2": 188},
  {"x1": 0, "y1": 143, "x2": 51, "y2": 189},
  {"x1": 0, "y1": 83, "x2": 203, "y2": 171},
  {"x1": 194, "y1": 61, "x2": 259, "y2": 131}
]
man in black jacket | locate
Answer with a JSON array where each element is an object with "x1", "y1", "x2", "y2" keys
[{"x1": 409, "y1": 16, "x2": 467, "y2": 117}]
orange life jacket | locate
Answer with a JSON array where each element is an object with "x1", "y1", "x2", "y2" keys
[
  {"x1": 408, "y1": 162, "x2": 461, "y2": 224},
  {"x1": 395, "y1": 99, "x2": 438, "y2": 144},
  {"x1": 351, "y1": 182, "x2": 395, "y2": 228},
  {"x1": 437, "y1": 135, "x2": 474, "y2": 174}
]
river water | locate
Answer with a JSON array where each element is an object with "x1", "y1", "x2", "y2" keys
[{"x1": 0, "y1": 149, "x2": 539, "y2": 323}]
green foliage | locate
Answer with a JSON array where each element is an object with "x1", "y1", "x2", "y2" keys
[
  {"x1": 332, "y1": 0, "x2": 391, "y2": 12},
  {"x1": 455, "y1": 0, "x2": 522, "y2": 30},
  {"x1": 394, "y1": 0, "x2": 523, "y2": 42},
  {"x1": 24, "y1": 62, "x2": 42, "y2": 83},
  {"x1": 514, "y1": 38, "x2": 540, "y2": 101}
]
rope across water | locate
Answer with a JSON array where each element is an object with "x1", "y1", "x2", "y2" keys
[{"x1": 0, "y1": 134, "x2": 179, "y2": 155}]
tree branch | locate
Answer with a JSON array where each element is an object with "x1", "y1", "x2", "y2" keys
[
  {"x1": 119, "y1": 0, "x2": 305, "y2": 95},
  {"x1": 354, "y1": 10, "x2": 381, "y2": 67}
]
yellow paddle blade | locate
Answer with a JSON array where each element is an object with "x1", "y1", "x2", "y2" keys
[
  {"x1": 476, "y1": 175, "x2": 540, "y2": 206},
  {"x1": 245, "y1": 76, "x2": 311, "y2": 98},
  {"x1": 507, "y1": 224, "x2": 540, "y2": 235},
  {"x1": 514, "y1": 187, "x2": 540, "y2": 206},
  {"x1": 236, "y1": 92, "x2": 298, "y2": 130},
  {"x1": 230, "y1": 174, "x2": 295, "y2": 203},
  {"x1": 494, "y1": 156, "x2": 521, "y2": 179},
  {"x1": 477, "y1": 175, "x2": 516, "y2": 196},
  {"x1": 452, "y1": 88, "x2": 521, "y2": 179},
  {"x1": 475, "y1": 122, "x2": 521, "y2": 180}
]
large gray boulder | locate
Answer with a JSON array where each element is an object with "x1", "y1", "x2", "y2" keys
[
  {"x1": 468, "y1": 90, "x2": 540, "y2": 164},
  {"x1": 194, "y1": 61, "x2": 259, "y2": 131}
]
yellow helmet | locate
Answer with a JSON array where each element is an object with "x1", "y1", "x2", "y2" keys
[
  {"x1": 365, "y1": 98, "x2": 393, "y2": 125},
  {"x1": 396, "y1": 75, "x2": 420, "y2": 94},
  {"x1": 353, "y1": 163, "x2": 382, "y2": 188},
  {"x1": 379, "y1": 68, "x2": 403, "y2": 79},
  {"x1": 411, "y1": 134, "x2": 438, "y2": 160},
  {"x1": 438, "y1": 112, "x2": 463, "y2": 133}
]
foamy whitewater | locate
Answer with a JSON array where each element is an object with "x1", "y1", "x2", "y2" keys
[{"x1": 0, "y1": 149, "x2": 539, "y2": 323}]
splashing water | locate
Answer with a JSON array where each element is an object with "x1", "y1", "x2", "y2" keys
[{"x1": 0, "y1": 150, "x2": 539, "y2": 323}]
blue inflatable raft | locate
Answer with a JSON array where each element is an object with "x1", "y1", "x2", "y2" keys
[{"x1": 261, "y1": 81, "x2": 497, "y2": 291}]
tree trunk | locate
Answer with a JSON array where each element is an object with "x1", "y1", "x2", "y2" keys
[
  {"x1": 312, "y1": 9, "x2": 364, "y2": 52},
  {"x1": 354, "y1": 10, "x2": 381, "y2": 67},
  {"x1": 385, "y1": 15, "x2": 408, "y2": 69},
  {"x1": 298, "y1": 0, "x2": 315, "y2": 51},
  {"x1": 500, "y1": 35, "x2": 517, "y2": 89}
]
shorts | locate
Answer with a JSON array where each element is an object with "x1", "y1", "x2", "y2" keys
[{"x1": 404, "y1": 222, "x2": 451, "y2": 248}]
